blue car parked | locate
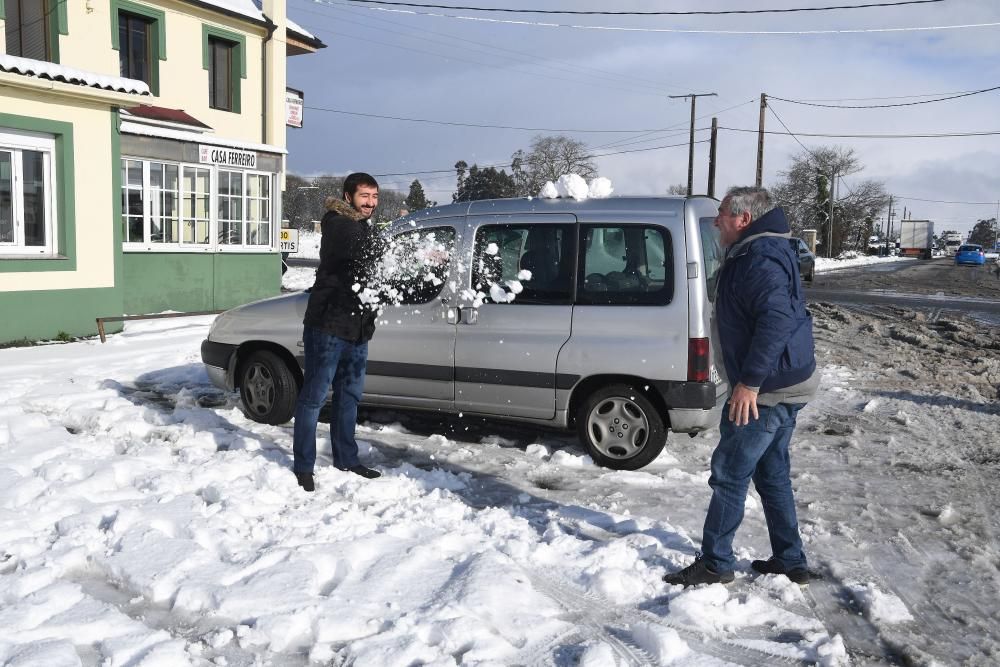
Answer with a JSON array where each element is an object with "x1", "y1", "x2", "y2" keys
[{"x1": 954, "y1": 244, "x2": 986, "y2": 266}]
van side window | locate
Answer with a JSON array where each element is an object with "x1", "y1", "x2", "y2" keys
[
  {"x1": 579, "y1": 225, "x2": 673, "y2": 305},
  {"x1": 472, "y1": 224, "x2": 574, "y2": 304},
  {"x1": 386, "y1": 226, "x2": 455, "y2": 304}
]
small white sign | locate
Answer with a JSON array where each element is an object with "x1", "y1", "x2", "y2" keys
[
  {"x1": 279, "y1": 228, "x2": 299, "y2": 253},
  {"x1": 199, "y1": 145, "x2": 257, "y2": 169},
  {"x1": 286, "y1": 88, "x2": 303, "y2": 128}
]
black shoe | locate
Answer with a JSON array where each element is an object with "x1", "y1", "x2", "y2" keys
[
  {"x1": 342, "y1": 465, "x2": 381, "y2": 479},
  {"x1": 663, "y1": 556, "x2": 734, "y2": 587},
  {"x1": 295, "y1": 472, "x2": 315, "y2": 492},
  {"x1": 751, "y1": 557, "x2": 810, "y2": 585}
]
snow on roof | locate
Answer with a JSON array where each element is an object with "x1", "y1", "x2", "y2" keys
[
  {"x1": 0, "y1": 54, "x2": 149, "y2": 95},
  {"x1": 120, "y1": 119, "x2": 287, "y2": 155},
  {"x1": 196, "y1": 0, "x2": 319, "y2": 40}
]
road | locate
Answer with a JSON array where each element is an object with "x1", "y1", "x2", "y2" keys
[{"x1": 807, "y1": 257, "x2": 1000, "y2": 320}]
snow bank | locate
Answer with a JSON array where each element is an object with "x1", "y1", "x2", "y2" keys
[{"x1": 814, "y1": 255, "x2": 915, "y2": 273}]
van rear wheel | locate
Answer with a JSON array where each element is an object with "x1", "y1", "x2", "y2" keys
[{"x1": 576, "y1": 384, "x2": 666, "y2": 470}]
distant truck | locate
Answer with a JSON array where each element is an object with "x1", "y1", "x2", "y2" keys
[
  {"x1": 943, "y1": 232, "x2": 963, "y2": 256},
  {"x1": 899, "y1": 220, "x2": 934, "y2": 259}
]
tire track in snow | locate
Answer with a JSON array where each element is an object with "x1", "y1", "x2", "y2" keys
[{"x1": 519, "y1": 569, "x2": 810, "y2": 666}]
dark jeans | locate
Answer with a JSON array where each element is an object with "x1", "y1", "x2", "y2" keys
[
  {"x1": 701, "y1": 401, "x2": 807, "y2": 574},
  {"x1": 292, "y1": 326, "x2": 368, "y2": 473}
]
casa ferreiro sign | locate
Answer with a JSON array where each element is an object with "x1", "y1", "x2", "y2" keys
[{"x1": 199, "y1": 145, "x2": 257, "y2": 169}]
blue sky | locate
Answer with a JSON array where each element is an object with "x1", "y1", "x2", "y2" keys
[{"x1": 285, "y1": 0, "x2": 1000, "y2": 237}]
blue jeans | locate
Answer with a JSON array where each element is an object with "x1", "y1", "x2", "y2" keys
[
  {"x1": 292, "y1": 326, "x2": 368, "y2": 473},
  {"x1": 701, "y1": 401, "x2": 807, "y2": 573}
]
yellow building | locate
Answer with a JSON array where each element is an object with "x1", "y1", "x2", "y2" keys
[{"x1": 0, "y1": 0, "x2": 322, "y2": 342}]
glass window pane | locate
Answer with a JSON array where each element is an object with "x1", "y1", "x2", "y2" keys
[
  {"x1": 196, "y1": 170, "x2": 210, "y2": 193},
  {"x1": 127, "y1": 191, "x2": 143, "y2": 216},
  {"x1": 22, "y1": 150, "x2": 46, "y2": 246},
  {"x1": 165, "y1": 164, "x2": 178, "y2": 190},
  {"x1": 580, "y1": 225, "x2": 673, "y2": 305},
  {"x1": 473, "y1": 225, "x2": 572, "y2": 304},
  {"x1": 218, "y1": 171, "x2": 231, "y2": 195},
  {"x1": 128, "y1": 216, "x2": 143, "y2": 243},
  {"x1": 162, "y1": 192, "x2": 176, "y2": 218},
  {"x1": 150, "y1": 163, "x2": 163, "y2": 189},
  {"x1": 163, "y1": 217, "x2": 178, "y2": 244},
  {"x1": 0, "y1": 152, "x2": 12, "y2": 243},
  {"x1": 196, "y1": 195, "x2": 209, "y2": 219},
  {"x1": 127, "y1": 160, "x2": 143, "y2": 186}
]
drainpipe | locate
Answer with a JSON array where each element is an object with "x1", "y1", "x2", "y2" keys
[{"x1": 262, "y1": 17, "x2": 276, "y2": 144}]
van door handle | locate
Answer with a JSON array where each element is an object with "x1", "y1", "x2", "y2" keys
[{"x1": 458, "y1": 307, "x2": 479, "y2": 325}]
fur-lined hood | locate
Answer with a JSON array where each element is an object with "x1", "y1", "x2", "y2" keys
[{"x1": 324, "y1": 196, "x2": 370, "y2": 221}]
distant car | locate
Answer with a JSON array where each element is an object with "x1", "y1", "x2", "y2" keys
[
  {"x1": 791, "y1": 238, "x2": 815, "y2": 282},
  {"x1": 984, "y1": 246, "x2": 1000, "y2": 261},
  {"x1": 954, "y1": 244, "x2": 985, "y2": 266}
]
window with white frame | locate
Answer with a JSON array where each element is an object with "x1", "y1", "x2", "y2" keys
[
  {"x1": 1, "y1": 129, "x2": 57, "y2": 256},
  {"x1": 246, "y1": 173, "x2": 270, "y2": 246},
  {"x1": 218, "y1": 169, "x2": 243, "y2": 245},
  {"x1": 182, "y1": 166, "x2": 211, "y2": 245},
  {"x1": 120, "y1": 157, "x2": 273, "y2": 250}
]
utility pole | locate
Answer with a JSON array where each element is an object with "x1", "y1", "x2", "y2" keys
[
  {"x1": 669, "y1": 92, "x2": 717, "y2": 196},
  {"x1": 885, "y1": 195, "x2": 894, "y2": 256},
  {"x1": 707, "y1": 117, "x2": 718, "y2": 198},
  {"x1": 755, "y1": 93, "x2": 767, "y2": 187},
  {"x1": 827, "y1": 171, "x2": 836, "y2": 258}
]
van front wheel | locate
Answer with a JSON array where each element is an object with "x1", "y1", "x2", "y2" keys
[{"x1": 576, "y1": 384, "x2": 666, "y2": 470}]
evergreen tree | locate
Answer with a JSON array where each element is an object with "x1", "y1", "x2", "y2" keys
[
  {"x1": 453, "y1": 165, "x2": 517, "y2": 202},
  {"x1": 968, "y1": 218, "x2": 998, "y2": 247},
  {"x1": 405, "y1": 179, "x2": 429, "y2": 211}
]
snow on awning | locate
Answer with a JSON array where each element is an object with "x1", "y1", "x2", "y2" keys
[{"x1": 0, "y1": 54, "x2": 149, "y2": 95}]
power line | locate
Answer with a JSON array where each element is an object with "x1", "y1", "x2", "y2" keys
[
  {"x1": 303, "y1": 104, "x2": 714, "y2": 134},
  {"x1": 299, "y1": 0, "x2": 691, "y2": 94},
  {"x1": 770, "y1": 85, "x2": 1000, "y2": 108},
  {"x1": 779, "y1": 88, "x2": 995, "y2": 102},
  {"x1": 767, "y1": 106, "x2": 859, "y2": 199},
  {"x1": 338, "y1": 5, "x2": 1000, "y2": 36},
  {"x1": 364, "y1": 138, "x2": 702, "y2": 178},
  {"x1": 341, "y1": 0, "x2": 945, "y2": 15},
  {"x1": 719, "y1": 126, "x2": 1000, "y2": 139},
  {"x1": 893, "y1": 195, "x2": 999, "y2": 205}
]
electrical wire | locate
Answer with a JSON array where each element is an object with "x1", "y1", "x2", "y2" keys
[
  {"x1": 337, "y1": 5, "x2": 1000, "y2": 36},
  {"x1": 718, "y1": 125, "x2": 1000, "y2": 139},
  {"x1": 298, "y1": 0, "x2": 691, "y2": 94},
  {"x1": 302, "y1": 104, "x2": 714, "y2": 134},
  {"x1": 341, "y1": 0, "x2": 946, "y2": 16},
  {"x1": 770, "y1": 85, "x2": 1000, "y2": 108}
]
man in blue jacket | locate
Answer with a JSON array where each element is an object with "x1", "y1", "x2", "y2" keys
[{"x1": 664, "y1": 186, "x2": 819, "y2": 587}]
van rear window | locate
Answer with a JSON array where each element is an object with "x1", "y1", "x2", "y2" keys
[{"x1": 578, "y1": 225, "x2": 673, "y2": 305}]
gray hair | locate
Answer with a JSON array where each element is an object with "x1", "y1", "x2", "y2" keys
[{"x1": 724, "y1": 186, "x2": 776, "y2": 220}]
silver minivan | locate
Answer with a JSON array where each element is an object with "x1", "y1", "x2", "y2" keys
[{"x1": 202, "y1": 196, "x2": 727, "y2": 470}]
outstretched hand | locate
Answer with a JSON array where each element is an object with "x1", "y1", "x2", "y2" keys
[{"x1": 728, "y1": 383, "x2": 759, "y2": 426}]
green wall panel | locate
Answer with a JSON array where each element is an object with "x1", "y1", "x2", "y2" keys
[
  {"x1": 0, "y1": 287, "x2": 123, "y2": 342},
  {"x1": 122, "y1": 253, "x2": 281, "y2": 314}
]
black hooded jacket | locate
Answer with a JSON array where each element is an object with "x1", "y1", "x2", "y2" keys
[{"x1": 303, "y1": 198, "x2": 385, "y2": 342}]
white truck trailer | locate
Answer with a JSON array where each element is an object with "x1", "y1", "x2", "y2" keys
[{"x1": 899, "y1": 220, "x2": 934, "y2": 259}]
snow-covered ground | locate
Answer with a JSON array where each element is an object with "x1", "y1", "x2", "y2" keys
[
  {"x1": 814, "y1": 255, "x2": 915, "y2": 274},
  {"x1": 3, "y1": 301, "x2": 998, "y2": 665}
]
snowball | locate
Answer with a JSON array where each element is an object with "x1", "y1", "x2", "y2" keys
[
  {"x1": 538, "y1": 181, "x2": 559, "y2": 199},
  {"x1": 489, "y1": 283, "x2": 511, "y2": 303},
  {"x1": 631, "y1": 622, "x2": 690, "y2": 663},
  {"x1": 485, "y1": 242, "x2": 499, "y2": 256},
  {"x1": 588, "y1": 177, "x2": 614, "y2": 198},
  {"x1": 555, "y1": 174, "x2": 590, "y2": 201}
]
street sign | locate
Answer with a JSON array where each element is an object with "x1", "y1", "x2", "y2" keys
[{"x1": 279, "y1": 228, "x2": 299, "y2": 253}]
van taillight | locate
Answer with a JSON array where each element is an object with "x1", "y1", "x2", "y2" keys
[{"x1": 688, "y1": 337, "x2": 710, "y2": 382}]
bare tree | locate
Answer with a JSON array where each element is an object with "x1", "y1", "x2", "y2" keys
[
  {"x1": 771, "y1": 146, "x2": 888, "y2": 256},
  {"x1": 511, "y1": 135, "x2": 597, "y2": 196},
  {"x1": 666, "y1": 183, "x2": 687, "y2": 196}
]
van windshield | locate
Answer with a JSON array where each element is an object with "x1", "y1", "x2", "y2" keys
[{"x1": 699, "y1": 217, "x2": 722, "y2": 301}]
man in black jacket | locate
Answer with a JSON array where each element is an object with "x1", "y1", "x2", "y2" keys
[{"x1": 292, "y1": 173, "x2": 384, "y2": 491}]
